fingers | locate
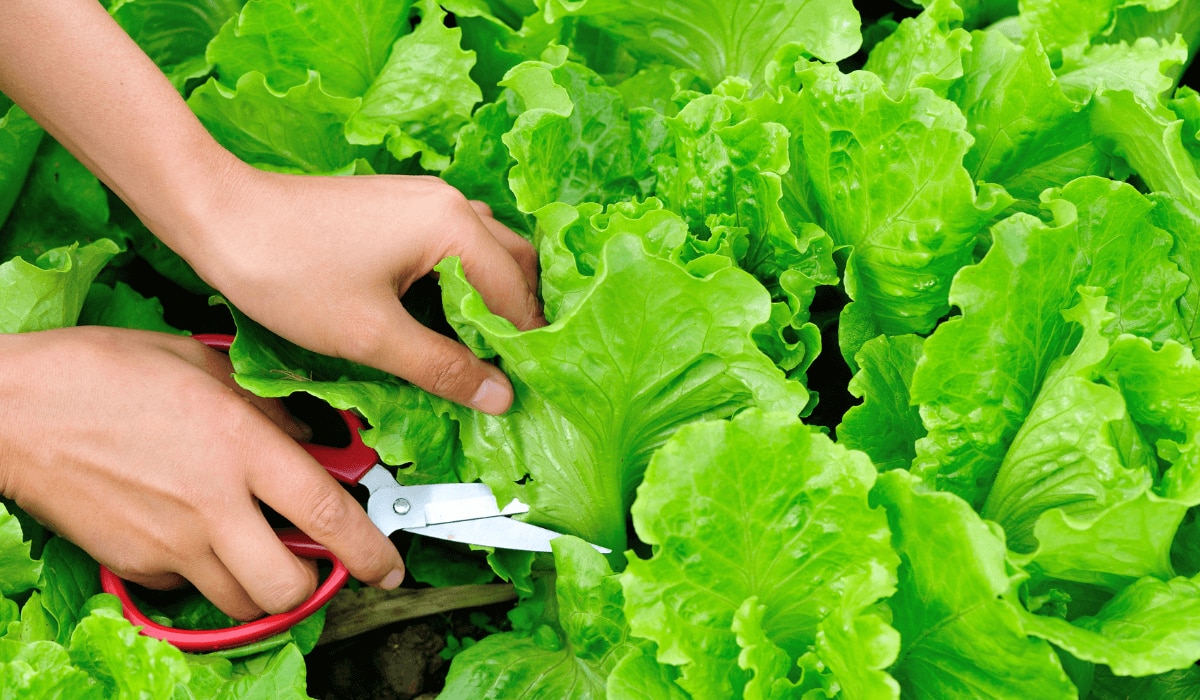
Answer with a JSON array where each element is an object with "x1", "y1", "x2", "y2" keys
[
  {"x1": 477, "y1": 214, "x2": 540, "y2": 299},
  {"x1": 443, "y1": 205, "x2": 545, "y2": 333},
  {"x1": 248, "y1": 439, "x2": 406, "y2": 591},
  {"x1": 181, "y1": 557, "x2": 265, "y2": 622},
  {"x1": 211, "y1": 507, "x2": 319, "y2": 615},
  {"x1": 340, "y1": 302, "x2": 515, "y2": 414}
]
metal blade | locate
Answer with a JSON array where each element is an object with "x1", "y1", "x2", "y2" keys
[{"x1": 405, "y1": 517, "x2": 611, "y2": 554}]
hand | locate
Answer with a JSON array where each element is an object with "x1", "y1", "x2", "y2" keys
[
  {"x1": 0, "y1": 326, "x2": 406, "y2": 621},
  {"x1": 179, "y1": 165, "x2": 545, "y2": 414}
]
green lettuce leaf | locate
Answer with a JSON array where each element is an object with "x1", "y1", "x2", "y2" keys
[
  {"x1": 1018, "y1": 0, "x2": 1176, "y2": 53},
  {"x1": 1055, "y1": 35, "x2": 1187, "y2": 109},
  {"x1": 912, "y1": 177, "x2": 1188, "y2": 506},
  {"x1": 863, "y1": 0, "x2": 972, "y2": 99},
  {"x1": 188, "y1": 71, "x2": 368, "y2": 174},
  {"x1": 0, "y1": 141, "x2": 129, "y2": 264},
  {"x1": 875, "y1": 470, "x2": 1077, "y2": 698},
  {"x1": 0, "y1": 638, "x2": 100, "y2": 699},
  {"x1": 501, "y1": 49, "x2": 651, "y2": 214},
  {"x1": 441, "y1": 537, "x2": 645, "y2": 698},
  {"x1": 621, "y1": 410, "x2": 899, "y2": 699},
  {"x1": 981, "y1": 292, "x2": 1200, "y2": 587},
  {"x1": 67, "y1": 608, "x2": 190, "y2": 698},
  {"x1": 442, "y1": 92, "x2": 529, "y2": 234},
  {"x1": 0, "y1": 103, "x2": 43, "y2": 230},
  {"x1": 78, "y1": 282, "x2": 184, "y2": 334},
  {"x1": 537, "y1": 0, "x2": 863, "y2": 85},
  {"x1": 838, "y1": 334, "x2": 926, "y2": 473},
  {"x1": 109, "y1": 0, "x2": 244, "y2": 91},
  {"x1": 203, "y1": 0, "x2": 479, "y2": 170},
  {"x1": 948, "y1": 30, "x2": 1109, "y2": 212},
  {"x1": 437, "y1": 234, "x2": 808, "y2": 551},
  {"x1": 1021, "y1": 574, "x2": 1200, "y2": 676},
  {"x1": 0, "y1": 503, "x2": 40, "y2": 598},
  {"x1": 0, "y1": 239, "x2": 121, "y2": 334},
  {"x1": 794, "y1": 61, "x2": 1009, "y2": 339}
]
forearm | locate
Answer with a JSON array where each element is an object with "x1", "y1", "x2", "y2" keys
[{"x1": 0, "y1": 0, "x2": 242, "y2": 267}]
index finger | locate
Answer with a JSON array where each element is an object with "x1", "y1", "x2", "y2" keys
[
  {"x1": 445, "y1": 209, "x2": 546, "y2": 332},
  {"x1": 248, "y1": 437, "x2": 405, "y2": 590}
]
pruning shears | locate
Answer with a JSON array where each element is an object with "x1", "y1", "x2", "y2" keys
[{"x1": 99, "y1": 333, "x2": 604, "y2": 652}]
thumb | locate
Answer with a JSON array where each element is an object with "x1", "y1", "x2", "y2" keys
[{"x1": 342, "y1": 303, "x2": 514, "y2": 415}]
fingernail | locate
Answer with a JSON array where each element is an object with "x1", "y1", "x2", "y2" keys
[
  {"x1": 380, "y1": 568, "x2": 405, "y2": 590},
  {"x1": 470, "y1": 377, "x2": 512, "y2": 415}
]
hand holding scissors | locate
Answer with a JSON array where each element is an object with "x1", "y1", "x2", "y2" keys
[{"x1": 101, "y1": 334, "x2": 605, "y2": 652}]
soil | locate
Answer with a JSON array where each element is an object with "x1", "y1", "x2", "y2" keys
[{"x1": 306, "y1": 603, "x2": 509, "y2": 700}]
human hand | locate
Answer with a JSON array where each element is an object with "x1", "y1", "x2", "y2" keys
[
  {"x1": 0, "y1": 326, "x2": 406, "y2": 621},
  {"x1": 174, "y1": 165, "x2": 545, "y2": 414}
]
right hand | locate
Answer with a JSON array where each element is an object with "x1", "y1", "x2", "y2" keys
[{"x1": 0, "y1": 326, "x2": 406, "y2": 621}]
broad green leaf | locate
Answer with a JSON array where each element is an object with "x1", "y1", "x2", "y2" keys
[
  {"x1": 863, "y1": 0, "x2": 972, "y2": 99},
  {"x1": 404, "y1": 538, "x2": 495, "y2": 587},
  {"x1": 1021, "y1": 575, "x2": 1200, "y2": 676},
  {"x1": 205, "y1": 0, "x2": 479, "y2": 170},
  {"x1": 38, "y1": 539, "x2": 99, "y2": 646},
  {"x1": 67, "y1": 608, "x2": 190, "y2": 699},
  {"x1": 344, "y1": 0, "x2": 481, "y2": 170},
  {"x1": 0, "y1": 639, "x2": 101, "y2": 700},
  {"x1": 838, "y1": 334, "x2": 926, "y2": 473},
  {"x1": 1018, "y1": 0, "x2": 1175, "y2": 52},
  {"x1": 875, "y1": 470, "x2": 1077, "y2": 699},
  {"x1": 0, "y1": 503, "x2": 40, "y2": 598},
  {"x1": 797, "y1": 62, "x2": 1009, "y2": 338},
  {"x1": 188, "y1": 71, "x2": 367, "y2": 174},
  {"x1": 653, "y1": 82, "x2": 837, "y2": 297},
  {"x1": 622, "y1": 410, "x2": 898, "y2": 699},
  {"x1": 442, "y1": 538, "x2": 643, "y2": 698},
  {"x1": 0, "y1": 239, "x2": 121, "y2": 334},
  {"x1": 981, "y1": 293, "x2": 1200, "y2": 587},
  {"x1": 532, "y1": 200, "x2": 689, "y2": 322},
  {"x1": 537, "y1": 0, "x2": 863, "y2": 84},
  {"x1": 0, "y1": 104, "x2": 43, "y2": 230},
  {"x1": 1149, "y1": 193, "x2": 1200, "y2": 347},
  {"x1": 78, "y1": 282, "x2": 184, "y2": 334},
  {"x1": 1090, "y1": 88, "x2": 1200, "y2": 212},
  {"x1": 948, "y1": 29, "x2": 1108, "y2": 212},
  {"x1": 0, "y1": 141, "x2": 128, "y2": 264},
  {"x1": 1108, "y1": 0, "x2": 1200, "y2": 65},
  {"x1": 912, "y1": 177, "x2": 1188, "y2": 506},
  {"x1": 1055, "y1": 35, "x2": 1187, "y2": 109},
  {"x1": 178, "y1": 643, "x2": 310, "y2": 699},
  {"x1": 206, "y1": 0, "x2": 411, "y2": 96},
  {"x1": 109, "y1": 0, "x2": 244, "y2": 91},
  {"x1": 501, "y1": 50, "x2": 650, "y2": 214},
  {"x1": 606, "y1": 647, "x2": 688, "y2": 699},
  {"x1": 438, "y1": 236, "x2": 808, "y2": 551},
  {"x1": 442, "y1": 93, "x2": 529, "y2": 234},
  {"x1": 1090, "y1": 664, "x2": 1200, "y2": 699}
]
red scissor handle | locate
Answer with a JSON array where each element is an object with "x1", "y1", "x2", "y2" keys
[
  {"x1": 99, "y1": 333, "x2": 381, "y2": 651},
  {"x1": 100, "y1": 531, "x2": 349, "y2": 652}
]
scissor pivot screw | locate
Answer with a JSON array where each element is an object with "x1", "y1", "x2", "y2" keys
[{"x1": 392, "y1": 498, "x2": 412, "y2": 515}]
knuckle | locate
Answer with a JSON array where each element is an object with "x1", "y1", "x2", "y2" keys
[
  {"x1": 258, "y1": 571, "x2": 315, "y2": 615},
  {"x1": 303, "y1": 488, "x2": 354, "y2": 543},
  {"x1": 426, "y1": 352, "x2": 477, "y2": 398}
]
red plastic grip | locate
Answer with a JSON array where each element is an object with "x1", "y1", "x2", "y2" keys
[{"x1": 100, "y1": 531, "x2": 349, "y2": 652}]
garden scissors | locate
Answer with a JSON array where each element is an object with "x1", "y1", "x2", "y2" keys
[{"x1": 100, "y1": 333, "x2": 605, "y2": 652}]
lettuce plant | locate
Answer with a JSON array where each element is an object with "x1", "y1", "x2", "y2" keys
[{"x1": 7, "y1": 0, "x2": 1200, "y2": 697}]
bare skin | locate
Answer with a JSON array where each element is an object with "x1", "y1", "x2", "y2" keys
[{"x1": 0, "y1": 1, "x2": 544, "y2": 620}]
